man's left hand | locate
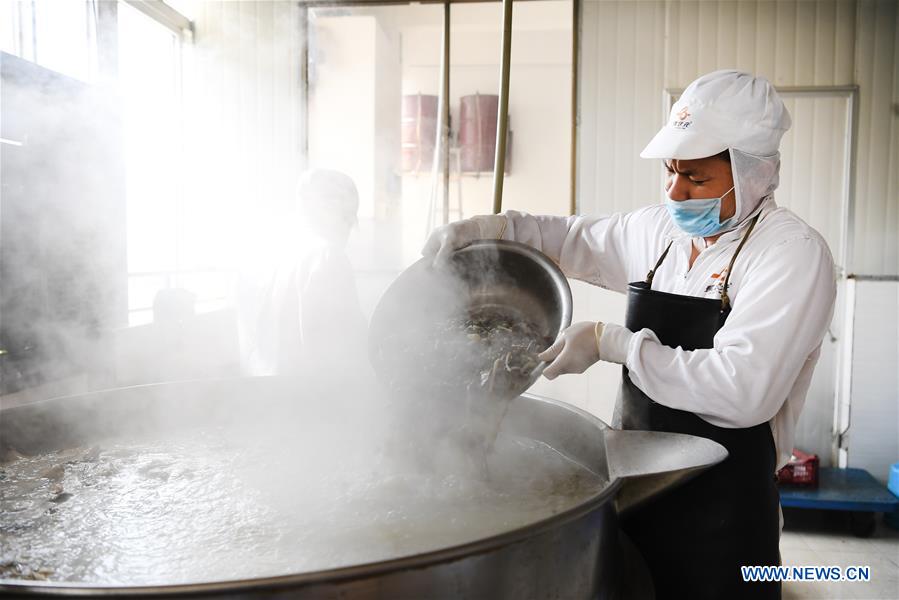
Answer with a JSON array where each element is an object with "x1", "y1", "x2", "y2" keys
[{"x1": 538, "y1": 321, "x2": 604, "y2": 380}]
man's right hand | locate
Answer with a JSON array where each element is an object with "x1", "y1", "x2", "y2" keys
[{"x1": 421, "y1": 215, "x2": 508, "y2": 265}]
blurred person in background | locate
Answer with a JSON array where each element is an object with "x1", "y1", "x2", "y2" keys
[
  {"x1": 423, "y1": 70, "x2": 836, "y2": 599},
  {"x1": 240, "y1": 169, "x2": 366, "y2": 376}
]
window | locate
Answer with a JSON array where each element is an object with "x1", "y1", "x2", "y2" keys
[
  {"x1": 117, "y1": 1, "x2": 189, "y2": 325},
  {"x1": 117, "y1": 1, "x2": 233, "y2": 326},
  {"x1": 0, "y1": 0, "x2": 97, "y2": 82}
]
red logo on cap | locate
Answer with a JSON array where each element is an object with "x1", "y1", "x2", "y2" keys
[{"x1": 677, "y1": 107, "x2": 691, "y2": 121}]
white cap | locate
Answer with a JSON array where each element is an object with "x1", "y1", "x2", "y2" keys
[
  {"x1": 297, "y1": 168, "x2": 359, "y2": 225},
  {"x1": 641, "y1": 70, "x2": 791, "y2": 160}
]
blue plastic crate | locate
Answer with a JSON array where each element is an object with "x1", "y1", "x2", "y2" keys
[{"x1": 886, "y1": 463, "x2": 899, "y2": 530}]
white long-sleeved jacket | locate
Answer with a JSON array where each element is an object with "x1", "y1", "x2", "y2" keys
[{"x1": 499, "y1": 197, "x2": 837, "y2": 470}]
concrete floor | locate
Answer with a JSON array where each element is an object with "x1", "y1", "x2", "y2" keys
[{"x1": 780, "y1": 509, "x2": 899, "y2": 599}]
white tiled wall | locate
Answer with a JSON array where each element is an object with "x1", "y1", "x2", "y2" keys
[{"x1": 847, "y1": 281, "x2": 899, "y2": 484}]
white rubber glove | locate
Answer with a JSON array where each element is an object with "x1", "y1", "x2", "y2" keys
[
  {"x1": 538, "y1": 321, "x2": 604, "y2": 380},
  {"x1": 422, "y1": 215, "x2": 508, "y2": 264}
]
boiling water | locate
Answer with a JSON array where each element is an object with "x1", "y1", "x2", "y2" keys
[{"x1": 0, "y1": 426, "x2": 603, "y2": 585}]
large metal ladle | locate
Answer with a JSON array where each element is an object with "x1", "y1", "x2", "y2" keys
[{"x1": 603, "y1": 428, "x2": 729, "y2": 515}]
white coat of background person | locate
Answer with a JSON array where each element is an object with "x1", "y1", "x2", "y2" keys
[
  {"x1": 423, "y1": 70, "x2": 836, "y2": 599},
  {"x1": 241, "y1": 169, "x2": 367, "y2": 376}
]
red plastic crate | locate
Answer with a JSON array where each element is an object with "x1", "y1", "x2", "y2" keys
[{"x1": 777, "y1": 448, "x2": 820, "y2": 487}]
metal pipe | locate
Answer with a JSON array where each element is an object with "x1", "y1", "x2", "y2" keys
[
  {"x1": 121, "y1": 0, "x2": 192, "y2": 35},
  {"x1": 492, "y1": 0, "x2": 513, "y2": 215},
  {"x1": 299, "y1": 5, "x2": 310, "y2": 170},
  {"x1": 441, "y1": 2, "x2": 451, "y2": 224},
  {"x1": 569, "y1": 0, "x2": 579, "y2": 216},
  {"x1": 843, "y1": 87, "x2": 860, "y2": 276},
  {"x1": 426, "y1": 0, "x2": 451, "y2": 232},
  {"x1": 846, "y1": 274, "x2": 899, "y2": 282},
  {"x1": 95, "y1": 0, "x2": 119, "y2": 82},
  {"x1": 833, "y1": 276, "x2": 856, "y2": 467}
]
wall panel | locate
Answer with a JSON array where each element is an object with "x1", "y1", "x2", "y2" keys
[
  {"x1": 845, "y1": 0, "x2": 899, "y2": 482},
  {"x1": 767, "y1": 90, "x2": 846, "y2": 461},
  {"x1": 577, "y1": 0, "x2": 666, "y2": 217},
  {"x1": 853, "y1": 0, "x2": 899, "y2": 276},
  {"x1": 185, "y1": 0, "x2": 303, "y2": 268},
  {"x1": 777, "y1": 93, "x2": 850, "y2": 263},
  {"x1": 847, "y1": 281, "x2": 899, "y2": 484}
]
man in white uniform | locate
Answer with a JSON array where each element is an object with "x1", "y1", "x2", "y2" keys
[
  {"x1": 424, "y1": 70, "x2": 836, "y2": 598},
  {"x1": 242, "y1": 169, "x2": 367, "y2": 376}
]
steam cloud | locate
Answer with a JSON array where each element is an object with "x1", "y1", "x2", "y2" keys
[{"x1": 0, "y1": 4, "x2": 596, "y2": 587}]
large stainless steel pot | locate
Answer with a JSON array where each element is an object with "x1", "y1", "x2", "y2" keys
[{"x1": 0, "y1": 377, "x2": 726, "y2": 599}]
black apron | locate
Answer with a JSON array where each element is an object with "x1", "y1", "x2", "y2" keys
[{"x1": 619, "y1": 215, "x2": 781, "y2": 599}]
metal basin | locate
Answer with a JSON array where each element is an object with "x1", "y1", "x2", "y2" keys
[
  {"x1": 0, "y1": 377, "x2": 726, "y2": 599},
  {"x1": 369, "y1": 240, "x2": 573, "y2": 396}
]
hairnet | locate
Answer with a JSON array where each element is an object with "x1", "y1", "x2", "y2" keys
[{"x1": 725, "y1": 148, "x2": 781, "y2": 231}]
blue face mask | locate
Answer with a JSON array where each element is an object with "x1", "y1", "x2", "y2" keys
[{"x1": 664, "y1": 186, "x2": 736, "y2": 237}]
